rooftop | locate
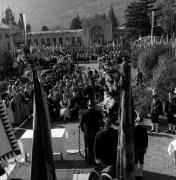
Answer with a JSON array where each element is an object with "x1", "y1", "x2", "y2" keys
[
  {"x1": 0, "y1": 23, "x2": 10, "y2": 30},
  {"x1": 27, "y1": 29, "x2": 83, "y2": 35}
]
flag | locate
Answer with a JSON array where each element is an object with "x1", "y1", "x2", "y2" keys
[
  {"x1": 0, "y1": 98, "x2": 21, "y2": 161},
  {"x1": 116, "y1": 62, "x2": 135, "y2": 180},
  {"x1": 19, "y1": 13, "x2": 27, "y2": 45},
  {"x1": 19, "y1": 13, "x2": 26, "y2": 34},
  {"x1": 30, "y1": 70, "x2": 56, "y2": 180}
]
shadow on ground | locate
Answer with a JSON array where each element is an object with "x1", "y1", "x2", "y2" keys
[
  {"x1": 14, "y1": 117, "x2": 79, "y2": 139},
  {"x1": 148, "y1": 132, "x2": 173, "y2": 138},
  {"x1": 144, "y1": 171, "x2": 176, "y2": 180},
  {"x1": 55, "y1": 160, "x2": 95, "y2": 169}
]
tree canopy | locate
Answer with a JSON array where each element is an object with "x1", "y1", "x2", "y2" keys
[
  {"x1": 157, "y1": 0, "x2": 176, "y2": 38},
  {"x1": 41, "y1": 25, "x2": 50, "y2": 31},
  {"x1": 70, "y1": 14, "x2": 82, "y2": 30},
  {"x1": 125, "y1": 0, "x2": 157, "y2": 38},
  {"x1": 2, "y1": 8, "x2": 17, "y2": 25}
]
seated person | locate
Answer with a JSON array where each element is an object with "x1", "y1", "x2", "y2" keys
[{"x1": 90, "y1": 116, "x2": 118, "y2": 179}]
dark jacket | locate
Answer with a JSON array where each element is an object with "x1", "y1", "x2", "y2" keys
[
  {"x1": 150, "y1": 100, "x2": 163, "y2": 118},
  {"x1": 134, "y1": 125, "x2": 148, "y2": 153},
  {"x1": 164, "y1": 100, "x2": 175, "y2": 118},
  {"x1": 94, "y1": 127, "x2": 118, "y2": 166},
  {"x1": 80, "y1": 108, "x2": 103, "y2": 133}
]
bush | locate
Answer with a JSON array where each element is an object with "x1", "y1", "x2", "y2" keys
[
  {"x1": 130, "y1": 48, "x2": 143, "y2": 68},
  {"x1": 152, "y1": 55, "x2": 176, "y2": 101},
  {"x1": 132, "y1": 84, "x2": 152, "y2": 118},
  {"x1": 137, "y1": 43, "x2": 173, "y2": 80}
]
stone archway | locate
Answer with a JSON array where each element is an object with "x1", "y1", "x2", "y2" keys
[{"x1": 90, "y1": 25, "x2": 104, "y2": 44}]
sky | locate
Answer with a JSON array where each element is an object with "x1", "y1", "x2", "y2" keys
[
  {"x1": 0, "y1": 0, "x2": 130, "y2": 31},
  {"x1": 0, "y1": 0, "x2": 84, "y2": 31}
]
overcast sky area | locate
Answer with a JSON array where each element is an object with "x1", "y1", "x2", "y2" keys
[{"x1": 0, "y1": 0, "x2": 131, "y2": 31}]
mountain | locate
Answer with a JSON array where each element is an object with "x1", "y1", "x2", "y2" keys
[{"x1": 1, "y1": 0, "x2": 134, "y2": 31}]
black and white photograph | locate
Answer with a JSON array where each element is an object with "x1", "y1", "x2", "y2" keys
[{"x1": 0, "y1": 0, "x2": 176, "y2": 179}]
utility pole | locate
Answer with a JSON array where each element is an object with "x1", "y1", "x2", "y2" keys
[{"x1": 151, "y1": 11, "x2": 154, "y2": 45}]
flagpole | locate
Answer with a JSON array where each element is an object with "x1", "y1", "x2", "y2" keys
[
  {"x1": 151, "y1": 11, "x2": 154, "y2": 45},
  {"x1": 25, "y1": 31, "x2": 27, "y2": 46},
  {"x1": 117, "y1": 57, "x2": 135, "y2": 180}
]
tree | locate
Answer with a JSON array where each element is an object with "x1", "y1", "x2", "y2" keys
[
  {"x1": 138, "y1": 43, "x2": 173, "y2": 80},
  {"x1": 18, "y1": 18, "x2": 23, "y2": 30},
  {"x1": 41, "y1": 25, "x2": 50, "y2": 31},
  {"x1": 1, "y1": 8, "x2": 16, "y2": 25},
  {"x1": 158, "y1": 0, "x2": 176, "y2": 38},
  {"x1": 101, "y1": 12, "x2": 106, "y2": 19},
  {"x1": 0, "y1": 52, "x2": 14, "y2": 79},
  {"x1": 125, "y1": 0, "x2": 157, "y2": 38},
  {"x1": 109, "y1": 5, "x2": 119, "y2": 28},
  {"x1": 70, "y1": 14, "x2": 82, "y2": 30},
  {"x1": 26, "y1": 24, "x2": 31, "y2": 33},
  {"x1": 152, "y1": 54, "x2": 176, "y2": 100}
]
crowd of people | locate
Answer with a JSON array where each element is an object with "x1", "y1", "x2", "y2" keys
[
  {"x1": 3, "y1": 42, "x2": 171, "y2": 179},
  {"x1": 1, "y1": 80, "x2": 33, "y2": 126}
]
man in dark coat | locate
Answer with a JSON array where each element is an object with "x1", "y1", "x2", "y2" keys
[
  {"x1": 69, "y1": 91, "x2": 79, "y2": 121},
  {"x1": 150, "y1": 95, "x2": 163, "y2": 133},
  {"x1": 80, "y1": 99, "x2": 103, "y2": 165},
  {"x1": 164, "y1": 91, "x2": 175, "y2": 134},
  {"x1": 134, "y1": 115, "x2": 148, "y2": 179},
  {"x1": 93, "y1": 117, "x2": 118, "y2": 179},
  {"x1": 136, "y1": 68, "x2": 143, "y2": 86},
  {"x1": 43, "y1": 76, "x2": 52, "y2": 95}
]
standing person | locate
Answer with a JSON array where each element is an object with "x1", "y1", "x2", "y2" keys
[
  {"x1": 2, "y1": 93, "x2": 14, "y2": 124},
  {"x1": 11, "y1": 87, "x2": 22, "y2": 126},
  {"x1": 92, "y1": 117, "x2": 118, "y2": 179},
  {"x1": 134, "y1": 115, "x2": 148, "y2": 179},
  {"x1": 164, "y1": 91, "x2": 175, "y2": 134},
  {"x1": 150, "y1": 95, "x2": 163, "y2": 133},
  {"x1": 172, "y1": 95, "x2": 176, "y2": 134},
  {"x1": 136, "y1": 68, "x2": 143, "y2": 86},
  {"x1": 80, "y1": 99, "x2": 103, "y2": 165}
]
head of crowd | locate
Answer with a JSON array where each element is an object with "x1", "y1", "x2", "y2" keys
[{"x1": 0, "y1": 44, "x2": 128, "y2": 126}]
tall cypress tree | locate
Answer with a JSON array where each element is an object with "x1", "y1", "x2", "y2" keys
[
  {"x1": 70, "y1": 14, "x2": 82, "y2": 30},
  {"x1": 2, "y1": 8, "x2": 17, "y2": 25},
  {"x1": 26, "y1": 24, "x2": 31, "y2": 33},
  {"x1": 18, "y1": 18, "x2": 23, "y2": 30},
  {"x1": 109, "y1": 5, "x2": 119, "y2": 28}
]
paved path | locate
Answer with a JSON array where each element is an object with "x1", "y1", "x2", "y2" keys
[{"x1": 7, "y1": 118, "x2": 176, "y2": 180}]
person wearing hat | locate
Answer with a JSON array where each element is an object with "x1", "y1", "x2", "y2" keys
[
  {"x1": 80, "y1": 99, "x2": 103, "y2": 165},
  {"x1": 150, "y1": 94, "x2": 163, "y2": 133},
  {"x1": 134, "y1": 113, "x2": 148, "y2": 179},
  {"x1": 92, "y1": 116, "x2": 118, "y2": 179},
  {"x1": 164, "y1": 91, "x2": 176, "y2": 134}
]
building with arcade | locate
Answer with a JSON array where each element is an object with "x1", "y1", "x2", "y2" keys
[{"x1": 0, "y1": 15, "x2": 124, "y2": 51}]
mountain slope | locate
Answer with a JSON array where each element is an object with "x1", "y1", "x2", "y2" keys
[{"x1": 1, "y1": 0, "x2": 133, "y2": 31}]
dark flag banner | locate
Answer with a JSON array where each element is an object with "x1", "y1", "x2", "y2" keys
[
  {"x1": 19, "y1": 13, "x2": 26, "y2": 34},
  {"x1": 116, "y1": 62, "x2": 135, "y2": 180},
  {"x1": 30, "y1": 70, "x2": 56, "y2": 180},
  {"x1": 0, "y1": 98, "x2": 21, "y2": 160},
  {"x1": 19, "y1": 13, "x2": 27, "y2": 45}
]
